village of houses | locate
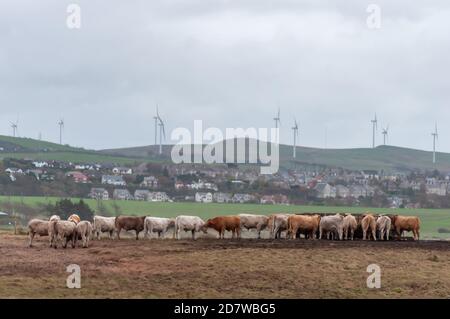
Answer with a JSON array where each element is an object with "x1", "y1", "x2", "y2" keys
[{"x1": 3, "y1": 157, "x2": 450, "y2": 208}]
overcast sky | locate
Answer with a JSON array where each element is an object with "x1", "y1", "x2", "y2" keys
[{"x1": 0, "y1": 0, "x2": 449, "y2": 151}]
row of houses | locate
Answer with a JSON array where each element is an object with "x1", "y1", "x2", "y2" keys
[
  {"x1": 100, "y1": 175, "x2": 159, "y2": 187},
  {"x1": 89, "y1": 188, "x2": 170, "y2": 202},
  {"x1": 175, "y1": 180, "x2": 218, "y2": 191},
  {"x1": 194, "y1": 192, "x2": 289, "y2": 204},
  {"x1": 314, "y1": 183, "x2": 376, "y2": 199}
]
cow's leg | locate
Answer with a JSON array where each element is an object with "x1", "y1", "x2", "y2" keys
[
  {"x1": 319, "y1": 228, "x2": 323, "y2": 240},
  {"x1": 191, "y1": 230, "x2": 196, "y2": 240},
  {"x1": 136, "y1": 230, "x2": 139, "y2": 240},
  {"x1": 28, "y1": 232, "x2": 35, "y2": 247},
  {"x1": 117, "y1": 228, "x2": 121, "y2": 240},
  {"x1": 372, "y1": 229, "x2": 377, "y2": 241},
  {"x1": 362, "y1": 229, "x2": 367, "y2": 240}
]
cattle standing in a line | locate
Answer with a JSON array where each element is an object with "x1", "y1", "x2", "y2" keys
[
  {"x1": 269, "y1": 214, "x2": 291, "y2": 239},
  {"x1": 115, "y1": 216, "x2": 146, "y2": 240},
  {"x1": 391, "y1": 215, "x2": 420, "y2": 240},
  {"x1": 174, "y1": 215, "x2": 206, "y2": 240},
  {"x1": 361, "y1": 214, "x2": 377, "y2": 241},
  {"x1": 76, "y1": 221, "x2": 93, "y2": 248},
  {"x1": 376, "y1": 215, "x2": 391, "y2": 241},
  {"x1": 202, "y1": 215, "x2": 241, "y2": 239},
  {"x1": 319, "y1": 214, "x2": 344, "y2": 240},
  {"x1": 93, "y1": 216, "x2": 116, "y2": 240},
  {"x1": 239, "y1": 214, "x2": 269, "y2": 239},
  {"x1": 287, "y1": 214, "x2": 321, "y2": 239},
  {"x1": 144, "y1": 217, "x2": 175, "y2": 239},
  {"x1": 343, "y1": 214, "x2": 358, "y2": 240}
]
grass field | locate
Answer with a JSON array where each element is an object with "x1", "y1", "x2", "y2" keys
[{"x1": 1, "y1": 196, "x2": 450, "y2": 239}]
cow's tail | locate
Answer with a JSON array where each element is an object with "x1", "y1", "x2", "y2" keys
[
  {"x1": 173, "y1": 218, "x2": 178, "y2": 239},
  {"x1": 268, "y1": 215, "x2": 274, "y2": 238},
  {"x1": 287, "y1": 216, "x2": 292, "y2": 239}
]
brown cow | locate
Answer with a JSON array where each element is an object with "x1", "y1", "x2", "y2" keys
[
  {"x1": 202, "y1": 216, "x2": 241, "y2": 239},
  {"x1": 361, "y1": 214, "x2": 377, "y2": 241},
  {"x1": 287, "y1": 214, "x2": 321, "y2": 239},
  {"x1": 115, "y1": 216, "x2": 146, "y2": 240},
  {"x1": 391, "y1": 215, "x2": 420, "y2": 240}
]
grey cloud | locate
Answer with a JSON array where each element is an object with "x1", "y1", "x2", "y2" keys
[{"x1": 0, "y1": 0, "x2": 449, "y2": 152}]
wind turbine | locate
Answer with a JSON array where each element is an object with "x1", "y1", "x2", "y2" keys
[
  {"x1": 157, "y1": 113, "x2": 166, "y2": 155},
  {"x1": 10, "y1": 119, "x2": 18, "y2": 137},
  {"x1": 382, "y1": 125, "x2": 389, "y2": 145},
  {"x1": 371, "y1": 113, "x2": 378, "y2": 148},
  {"x1": 292, "y1": 118, "x2": 299, "y2": 158},
  {"x1": 432, "y1": 123, "x2": 438, "y2": 164},
  {"x1": 58, "y1": 119, "x2": 64, "y2": 145},
  {"x1": 153, "y1": 105, "x2": 159, "y2": 146},
  {"x1": 273, "y1": 107, "x2": 281, "y2": 143},
  {"x1": 273, "y1": 107, "x2": 281, "y2": 129}
]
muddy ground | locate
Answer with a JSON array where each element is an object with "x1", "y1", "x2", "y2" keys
[{"x1": 1, "y1": 232, "x2": 450, "y2": 298}]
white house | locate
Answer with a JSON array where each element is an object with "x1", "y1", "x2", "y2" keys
[
  {"x1": 89, "y1": 188, "x2": 109, "y2": 200},
  {"x1": 140, "y1": 176, "x2": 158, "y2": 188},
  {"x1": 112, "y1": 167, "x2": 133, "y2": 175},
  {"x1": 195, "y1": 192, "x2": 213, "y2": 203},
  {"x1": 148, "y1": 192, "x2": 170, "y2": 202},
  {"x1": 102, "y1": 175, "x2": 126, "y2": 186}
]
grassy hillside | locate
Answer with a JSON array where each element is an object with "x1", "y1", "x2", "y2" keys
[
  {"x1": 0, "y1": 135, "x2": 150, "y2": 164},
  {"x1": 101, "y1": 141, "x2": 450, "y2": 172},
  {"x1": 1, "y1": 196, "x2": 449, "y2": 239},
  {"x1": 0, "y1": 135, "x2": 84, "y2": 152},
  {"x1": 1, "y1": 135, "x2": 449, "y2": 172}
]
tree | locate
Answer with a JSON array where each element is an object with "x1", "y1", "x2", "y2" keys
[{"x1": 49, "y1": 199, "x2": 94, "y2": 221}]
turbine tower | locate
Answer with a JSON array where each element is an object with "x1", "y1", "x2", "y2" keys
[
  {"x1": 153, "y1": 105, "x2": 159, "y2": 146},
  {"x1": 273, "y1": 107, "x2": 281, "y2": 142},
  {"x1": 157, "y1": 113, "x2": 166, "y2": 155},
  {"x1": 432, "y1": 123, "x2": 438, "y2": 164},
  {"x1": 58, "y1": 119, "x2": 64, "y2": 145},
  {"x1": 292, "y1": 119, "x2": 299, "y2": 158},
  {"x1": 10, "y1": 119, "x2": 18, "y2": 137},
  {"x1": 371, "y1": 113, "x2": 378, "y2": 148},
  {"x1": 382, "y1": 125, "x2": 389, "y2": 145}
]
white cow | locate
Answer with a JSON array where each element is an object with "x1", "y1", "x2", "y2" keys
[
  {"x1": 174, "y1": 215, "x2": 206, "y2": 240},
  {"x1": 93, "y1": 216, "x2": 116, "y2": 240},
  {"x1": 51, "y1": 220, "x2": 77, "y2": 249},
  {"x1": 319, "y1": 214, "x2": 344, "y2": 240},
  {"x1": 144, "y1": 217, "x2": 175, "y2": 239},
  {"x1": 239, "y1": 214, "x2": 269, "y2": 239},
  {"x1": 377, "y1": 215, "x2": 392, "y2": 241},
  {"x1": 269, "y1": 214, "x2": 291, "y2": 239},
  {"x1": 76, "y1": 221, "x2": 93, "y2": 248},
  {"x1": 342, "y1": 214, "x2": 358, "y2": 240}
]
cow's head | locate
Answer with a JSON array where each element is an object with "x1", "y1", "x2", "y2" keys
[{"x1": 200, "y1": 220, "x2": 210, "y2": 234}]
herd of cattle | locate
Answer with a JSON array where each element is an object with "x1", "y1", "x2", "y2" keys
[{"x1": 26, "y1": 212, "x2": 422, "y2": 249}]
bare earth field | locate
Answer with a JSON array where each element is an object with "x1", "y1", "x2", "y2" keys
[{"x1": 1, "y1": 232, "x2": 450, "y2": 299}]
